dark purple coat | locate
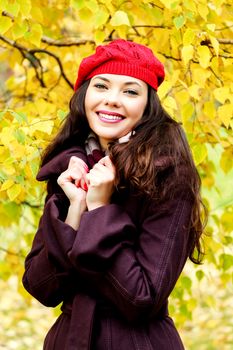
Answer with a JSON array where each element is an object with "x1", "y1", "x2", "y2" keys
[{"x1": 22, "y1": 146, "x2": 193, "y2": 350}]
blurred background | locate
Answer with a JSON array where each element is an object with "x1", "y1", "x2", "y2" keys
[{"x1": 0, "y1": 0, "x2": 232, "y2": 349}]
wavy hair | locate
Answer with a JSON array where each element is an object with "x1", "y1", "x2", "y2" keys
[{"x1": 41, "y1": 81, "x2": 207, "y2": 264}]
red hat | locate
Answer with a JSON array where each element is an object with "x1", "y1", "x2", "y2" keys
[{"x1": 74, "y1": 39, "x2": 165, "y2": 91}]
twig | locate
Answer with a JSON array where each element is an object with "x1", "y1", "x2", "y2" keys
[
  {"x1": 41, "y1": 36, "x2": 95, "y2": 47},
  {"x1": 30, "y1": 48, "x2": 73, "y2": 88},
  {"x1": 0, "y1": 246, "x2": 25, "y2": 258}
]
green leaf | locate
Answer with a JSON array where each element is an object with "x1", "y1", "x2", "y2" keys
[
  {"x1": 4, "y1": 1, "x2": 20, "y2": 16},
  {"x1": 219, "y1": 254, "x2": 233, "y2": 271},
  {"x1": 24, "y1": 23, "x2": 43, "y2": 47},
  {"x1": 192, "y1": 144, "x2": 207, "y2": 165},
  {"x1": 196, "y1": 270, "x2": 205, "y2": 281},
  {"x1": 3, "y1": 202, "x2": 21, "y2": 220},
  {"x1": 70, "y1": 0, "x2": 85, "y2": 10},
  {"x1": 14, "y1": 129, "x2": 26, "y2": 144},
  {"x1": 110, "y1": 11, "x2": 130, "y2": 27},
  {"x1": 94, "y1": 8, "x2": 109, "y2": 28},
  {"x1": 173, "y1": 15, "x2": 185, "y2": 29},
  {"x1": 180, "y1": 276, "x2": 192, "y2": 290},
  {"x1": 8, "y1": 110, "x2": 28, "y2": 124},
  {"x1": 57, "y1": 109, "x2": 67, "y2": 121},
  {"x1": 11, "y1": 20, "x2": 28, "y2": 40},
  {"x1": 7, "y1": 184, "x2": 22, "y2": 201}
]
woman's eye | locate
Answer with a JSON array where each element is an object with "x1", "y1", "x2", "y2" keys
[
  {"x1": 94, "y1": 83, "x2": 107, "y2": 89},
  {"x1": 125, "y1": 89, "x2": 138, "y2": 95}
]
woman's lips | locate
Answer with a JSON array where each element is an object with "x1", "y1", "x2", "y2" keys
[{"x1": 97, "y1": 110, "x2": 125, "y2": 123}]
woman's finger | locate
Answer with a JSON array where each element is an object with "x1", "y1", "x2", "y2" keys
[{"x1": 98, "y1": 156, "x2": 115, "y2": 173}]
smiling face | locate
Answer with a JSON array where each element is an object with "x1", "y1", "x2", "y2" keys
[{"x1": 84, "y1": 74, "x2": 148, "y2": 150}]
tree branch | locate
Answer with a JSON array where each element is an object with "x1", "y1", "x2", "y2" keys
[
  {"x1": 29, "y1": 48, "x2": 73, "y2": 88},
  {"x1": 0, "y1": 246, "x2": 25, "y2": 258},
  {"x1": 218, "y1": 38, "x2": 233, "y2": 45},
  {"x1": 22, "y1": 201, "x2": 43, "y2": 209},
  {"x1": 0, "y1": 35, "x2": 73, "y2": 89},
  {"x1": 41, "y1": 36, "x2": 95, "y2": 47}
]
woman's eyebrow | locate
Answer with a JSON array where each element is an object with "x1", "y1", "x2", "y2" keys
[
  {"x1": 92, "y1": 76, "x2": 142, "y2": 87},
  {"x1": 92, "y1": 76, "x2": 110, "y2": 82},
  {"x1": 124, "y1": 81, "x2": 142, "y2": 88}
]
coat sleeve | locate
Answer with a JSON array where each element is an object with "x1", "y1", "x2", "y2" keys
[
  {"x1": 22, "y1": 146, "x2": 88, "y2": 306},
  {"x1": 22, "y1": 193, "x2": 79, "y2": 307},
  {"x1": 68, "y1": 190, "x2": 193, "y2": 323}
]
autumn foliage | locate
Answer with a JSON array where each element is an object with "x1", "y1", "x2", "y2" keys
[{"x1": 0, "y1": 0, "x2": 232, "y2": 349}]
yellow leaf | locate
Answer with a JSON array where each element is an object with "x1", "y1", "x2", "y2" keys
[
  {"x1": 110, "y1": 11, "x2": 130, "y2": 27},
  {"x1": 220, "y1": 148, "x2": 233, "y2": 173},
  {"x1": 25, "y1": 23, "x2": 42, "y2": 47},
  {"x1": 159, "y1": 0, "x2": 175, "y2": 9},
  {"x1": 3, "y1": 164, "x2": 15, "y2": 176},
  {"x1": 18, "y1": 0, "x2": 31, "y2": 17},
  {"x1": 34, "y1": 99, "x2": 56, "y2": 116},
  {"x1": 11, "y1": 20, "x2": 28, "y2": 40},
  {"x1": 183, "y1": 28, "x2": 195, "y2": 46},
  {"x1": 203, "y1": 101, "x2": 216, "y2": 119},
  {"x1": 70, "y1": 0, "x2": 85, "y2": 10},
  {"x1": 94, "y1": 29, "x2": 106, "y2": 44},
  {"x1": 217, "y1": 104, "x2": 233, "y2": 128},
  {"x1": 0, "y1": 179, "x2": 14, "y2": 192},
  {"x1": 192, "y1": 68, "x2": 211, "y2": 86},
  {"x1": 213, "y1": 87, "x2": 230, "y2": 104},
  {"x1": 197, "y1": 3, "x2": 209, "y2": 20},
  {"x1": 7, "y1": 184, "x2": 22, "y2": 201},
  {"x1": 93, "y1": 8, "x2": 109, "y2": 28},
  {"x1": 158, "y1": 81, "x2": 172, "y2": 100},
  {"x1": 188, "y1": 85, "x2": 201, "y2": 100},
  {"x1": 192, "y1": 144, "x2": 207, "y2": 165},
  {"x1": 30, "y1": 6, "x2": 43, "y2": 23},
  {"x1": 163, "y1": 96, "x2": 178, "y2": 112},
  {"x1": 197, "y1": 46, "x2": 211, "y2": 69},
  {"x1": 206, "y1": 24, "x2": 216, "y2": 32},
  {"x1": 181, "y1": 103, "x2": 195, "y2": 124},
  {"x1": 116, "y1": 25, "x2": 129, "y2": 39},
  {"x1": 0, "y1": 127, "x2": 14, "y2": 146},
  {"x1": 4, "y1": 1, "x2": 20, "y2": 16},
  {"x1": 30, "y1": 119, "x2": 54, "y2": 135},
  {"x1": 209, "y1": 35, "x2": 219, "y2": 56},
  {"x1": 86, "y1": 0, "x2": 99, "y2": 13},
  {"x1": 181, "y1": 45, "x2": 194, "y2": 66},
  {"x1": 0, "y1": 16, "x2": 13, "y2": 34},
  {"x1": 10, "y1": 142, "x2": 25, "y2": 159},
  {"x1": 175, "y1": 90, "x2": 190, "y2": 105},
  {"x1": 184, "y1": 0, "x2": 196, "y2": 12},
  {"x1": 78, "y1": 7, "x2": 93, "y2": 22}
]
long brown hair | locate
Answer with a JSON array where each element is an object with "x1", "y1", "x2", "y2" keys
[{"x1": 41, "y1": 81, "x2": 207, "y2": 264}]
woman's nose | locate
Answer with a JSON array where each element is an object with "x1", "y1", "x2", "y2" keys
[{"x1": 104, "y1": 90, "x2": 121, "y2": 107}]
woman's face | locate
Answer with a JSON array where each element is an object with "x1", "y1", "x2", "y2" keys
[{"x1": 84, "y1": 74, "x2": 148, "y2": 149}]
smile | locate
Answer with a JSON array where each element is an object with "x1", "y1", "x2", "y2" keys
[{"x1": 97, "y1": 111, "x2": 125, "y2": 123}]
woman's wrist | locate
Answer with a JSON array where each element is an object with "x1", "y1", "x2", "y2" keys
[
  {"x1": 87, "y1": 201, "x2": 109, "y2": 211},
  {"x1": 65, "y1": 200, "x2": 87, "y2": 230}
]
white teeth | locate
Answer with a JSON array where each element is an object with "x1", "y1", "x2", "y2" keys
[{"x1": 98, "y1": 113, "x2": 123, "y2": 120}]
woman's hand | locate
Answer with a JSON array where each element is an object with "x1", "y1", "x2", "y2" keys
[
  {"x1": 86, "y1": 156, "x2": 116, "y2": 211},
  {"x1": 57, "y1": 156, "x2": 89, "y2": 205},
  {"x1": 57, "y1": 156, "x2": 89, "y2": 229}
]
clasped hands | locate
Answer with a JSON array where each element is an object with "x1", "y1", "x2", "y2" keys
[{"x1": 57, "y1": 156, "x2": 116, "y2": 212}]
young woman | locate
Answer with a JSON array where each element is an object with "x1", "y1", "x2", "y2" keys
[{"x1": 23, "y1": 39, "x2": 206, "y2": 350}]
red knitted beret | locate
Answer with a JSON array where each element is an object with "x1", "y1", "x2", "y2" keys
[{"x1": 74, "y1": 39, "x2": 165, "y2": 91}]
